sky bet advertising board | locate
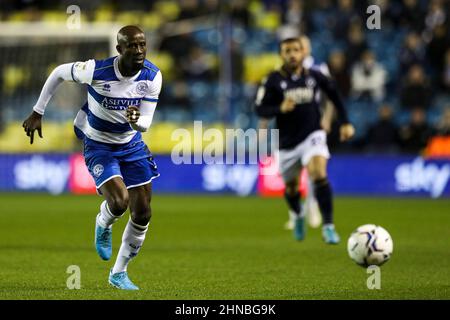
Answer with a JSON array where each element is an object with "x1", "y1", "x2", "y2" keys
[{"x1": 0, "y1": 154, "x2": 449, "y2": 198}]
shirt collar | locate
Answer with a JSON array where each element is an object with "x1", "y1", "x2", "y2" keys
[{"x1": 113, "y1": 56, "x2": 142, "y2": 81}]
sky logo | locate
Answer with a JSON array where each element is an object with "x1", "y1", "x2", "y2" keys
[
  {"x1": 14, "y1": 156, "x2": 70, "y2": 194},
  {"x1": 202, "y1": 164, "x2": 258, "y2": 196},
  {"x1": 395, "y1": 157, "x2": 450, "y2": 198}
]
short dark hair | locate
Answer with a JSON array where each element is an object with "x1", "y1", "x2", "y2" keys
[{"x1": 279, "y1": 37, "x2": 301, "y2": 52}]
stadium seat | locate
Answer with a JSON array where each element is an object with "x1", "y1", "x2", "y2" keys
[
  {"x1": 0, "y1": 121, "x2": 76, "y2": 152},
  {"x1": 141, "y1": 12, "x2": 163, "y2": 30},
  {"x1": 153, "y1": 1, "x2": 180, "y2": 21},
  {"x1": 146, "y1": 53, "x2": 174, "y2": 81},
  {"x1": 115, "y1": 11, "x2": 144, "y2": 27},
  {"x1": 244, "y1": 53, "x2": 281, "y2": 84}
]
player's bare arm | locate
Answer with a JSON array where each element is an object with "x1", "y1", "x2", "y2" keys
[{"x1": 21, "y1": 59, "x2": 91, "y2": 144}]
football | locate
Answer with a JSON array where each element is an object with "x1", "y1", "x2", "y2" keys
[{"x1": 347, "y1": 224, "x2": 393, "y2": 267}]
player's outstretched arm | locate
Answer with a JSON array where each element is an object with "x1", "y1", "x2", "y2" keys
[
  {"x1": 313, "y1": 70, "x2": 355, "y2": 141},
  {"x1": 23, "y1": 61, "x2": 94, "y2": 144},
  {"x1": 22, "y1": 63, "x2": 75, "y2": 144}
]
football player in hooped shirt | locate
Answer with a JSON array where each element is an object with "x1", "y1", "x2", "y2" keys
[
  {"x1": 255, "y1": 37, "x2": 355, "y2": 243},
  {"x1": 22, "y1": 26, "x2": 162, "y2": 290}
]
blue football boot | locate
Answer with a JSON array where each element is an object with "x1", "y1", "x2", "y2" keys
[
  {"x1": 109, "y1": 270, "x2": 139, "y2": 290},
  {"x1": 322, "y1": 224, "x2": 340, "y2": 244},
  {"x1": 293, "y1": 216, "x2": 306, "y2": 241},
  {"x1": 95, "y1": 216, "x2": 112, "y2": 260}
]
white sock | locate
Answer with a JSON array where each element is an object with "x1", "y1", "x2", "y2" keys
[
  {"x1": 112, "y1": 219, "x2": 148, "y2": 274},
  {"x1": 96, "y1": 201, "x2": 121, "y2": 229},
  {"x1": 306, "y1": 176, "x2": 315, "y2": 206}
]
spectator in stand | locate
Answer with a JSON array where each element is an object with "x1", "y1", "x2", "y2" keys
[
  {"x1": 283, "y1": 0, "x2": 304, "y2": 28},
  {"x1": 278, "y1": 0, "x2": 304, "y2": 39},
  {"x1": 181, "y1": 45, "x2": 215, "y2": 81},
  {"x1": 332, "y1": 0, "x2": 360, "y2": 39},
  {"x1": 363, "y1": 104, "x2": 400, "y2": 153},
  {"x1": 399, "y1": 107, "x2": 435, "y2": 154},
  {"x1": 435, "y1": 107, "x2": 450, "y2": 136},
  {"x1": 328, "y1": 50, "x2": 351, "y2": 99},
  {"x1": 177, "y1": 0, "x2": 201, "y2": 20},
  {"x1": 400, "y1": 64, "x2": 433, "y2": 110},
  {"x1": 201, "y1": 0, "x2": 219, "y2": 15},
  {"x1": 426, "y1": 25, "x2": 449, "y2": 83},
  {"x1": 425, "y1": 106, "x2": 450, "y2": 157},
  {"x1": 424, "y1": 0, "x2": 447, "y2": 34},
  {"x1": 346, "y1": 23, "x2": 369, "y2": 63},
  {"x1": 230, "y1": 0, "x2": 251, "y2": 28},
  {"x1": 443, "y1": 49, "x2": 450, "y2": 91},
  {"x1": 159, "y1": 32, "x2": 198, "y2": 68},
  {"x1": 399, "y1": 32, "x2": 426, "y2": 74},
  {"x1": 158, "y1": 81, "x2": 193, "y2": 114},
  {"x1": 306, "y1": 0, "x2": 335, "y2": 32},
  {"x1": 399, "y1": 0, "x2": 425, "y2": 31},
  {"x1": 375, "y1": 0, "x2": 403, "y2": 29},
  {"x1": 351, "y1": 50, "x2": 387, "y2": 102}
]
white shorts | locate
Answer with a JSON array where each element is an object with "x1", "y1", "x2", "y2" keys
[{"x1": 278, "y1": 130, "x2": 330, "y2": 183}]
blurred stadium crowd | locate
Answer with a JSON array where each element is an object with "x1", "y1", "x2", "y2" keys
[{"x1": 0, "y1": 0, "x2": 449, "y2": 156}]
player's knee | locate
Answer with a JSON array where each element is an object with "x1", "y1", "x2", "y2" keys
[
  {"x1": 313, "y1": 177, "x2": 329, "y2": 188},
  {"x1": 285, "y1": 181, "x2": 299, "y2": 196},
  {"x1": 132, "y1": 205, "x2": 151, "y2": 226},
  {"x1": 308, "y1": 167, "x2": 327, "y2": 181},
  {"x1": 108, "y1": 193, "x2": 129, "y2": 215}
]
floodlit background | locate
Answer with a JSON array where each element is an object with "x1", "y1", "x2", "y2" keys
[
  {"x1": 0, "y1": 0, "x2": 449, "y2": 301},
  {"x1": 0, "y1": 0, "x2": 449, "y2": 196},
  {"x1": 0, "y1": 0, "x2": 448, "y2": 197}
]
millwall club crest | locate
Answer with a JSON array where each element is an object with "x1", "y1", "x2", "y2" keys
[
  {"x1": 306, "y1": 77, "x2": 316, "y2": 88},
  {"x1": 136, "y1": 82, "x2": 148, "y2": 95}
]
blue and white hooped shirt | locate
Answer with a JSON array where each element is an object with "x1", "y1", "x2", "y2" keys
[{"x1": 72, "y1": 56, "x2": 162, "y2": 144}]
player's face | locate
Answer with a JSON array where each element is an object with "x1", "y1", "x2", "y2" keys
[
  {"x1": 120, "y1": 33, "x2": 147, "y2": 69},
  {"x1": 280, "y1": 41, "x2": 303, "y2": 71}
]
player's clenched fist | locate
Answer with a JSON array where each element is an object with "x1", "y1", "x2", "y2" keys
[
  {"x1": 22, "y1": 111, "x2": 43, "y2": 144},
  {"x1": 280, "y1": 97, "x2": 296, "y2": 113},
  {"x1": 339, "y1": 123, "x2": 355, "y2": 142},
  {"x1": 126, "y1": 106, "x2": 140, "y2": 124}
]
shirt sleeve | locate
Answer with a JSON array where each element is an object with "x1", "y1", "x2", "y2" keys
[
  {"x1": 254, "y1": 75, "x2": 283, "y2": 118},
  {"x1": 313, "y1": 69, "x2": 350, "y2": 124},
  {"x1": 71, "y1": 59, "x2": 95, "y2": 85},
  {"x1": 142, "y1": 70, "x2": 162, "y2": 104},
  {"x1": 130, "y1": 71, "x2": 162, "y2": 132},
  {"x1": 32, "y1": 63, "x2": 75, "y2": 115}
]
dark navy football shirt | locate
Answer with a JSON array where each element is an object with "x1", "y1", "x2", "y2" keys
[{"x1": 255, "y1": 67, "x2": 350, "y2": 150}]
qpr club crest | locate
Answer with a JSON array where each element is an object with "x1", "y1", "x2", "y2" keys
[
  {"x1": 136, "y1": 82, "x2": 148, "y2": 95},
  {"x1": 93, "y1": 164, "x2": 104, "y2": 178}
]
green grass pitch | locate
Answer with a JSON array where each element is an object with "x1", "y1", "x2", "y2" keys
[{"x1": 0, "y1": 193, "x2": 449, "y2": 300}]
